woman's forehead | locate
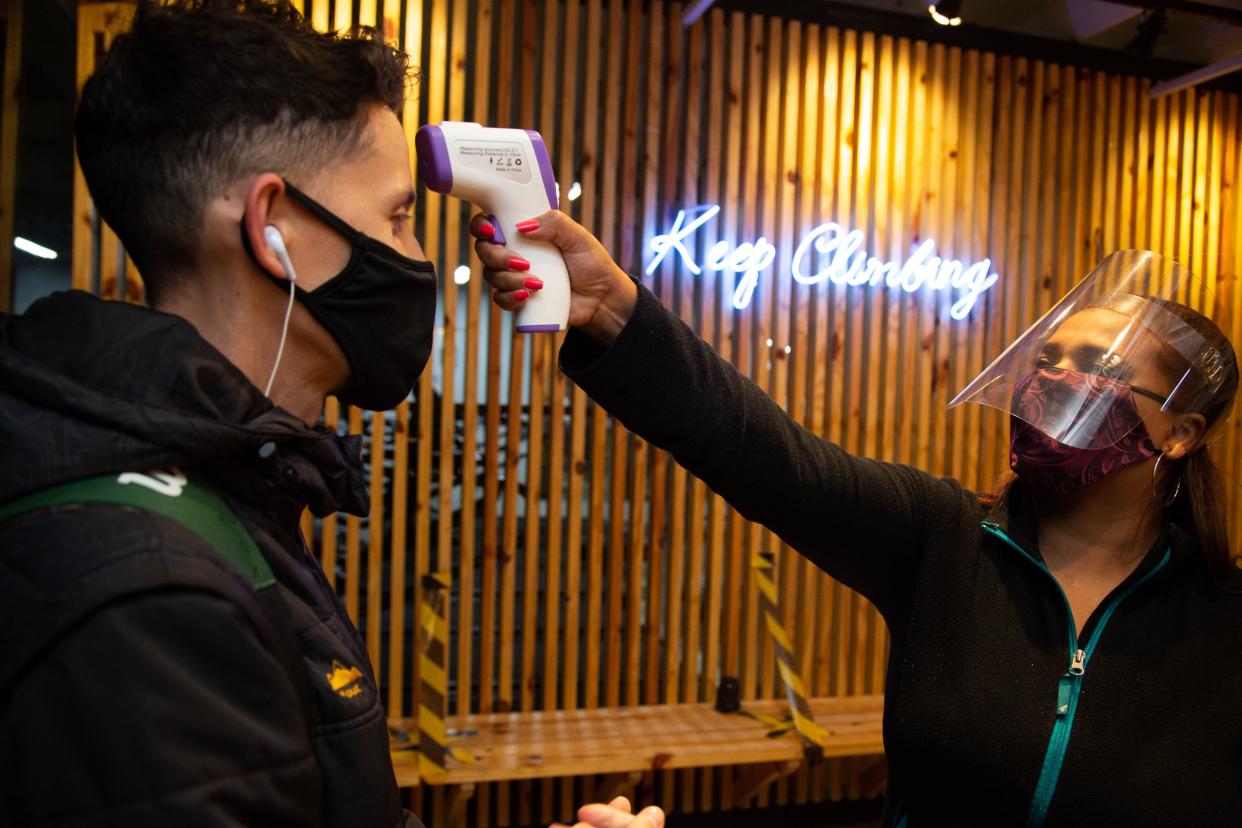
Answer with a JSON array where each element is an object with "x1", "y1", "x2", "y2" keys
[
  {"x1": 1046, "y1": 307, "x2": 1136, "y2": 350},
  {"x1": 1046, "y1": 307, "x2": 1175, "y2": 386}
]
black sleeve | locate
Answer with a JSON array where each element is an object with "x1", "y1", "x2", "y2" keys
[
  {"x1": 559, "y1": 283, "x2": 972, "y2": 618},
  {"x1": 0, "y1": 590, "x2": 321, "y2": 827}
]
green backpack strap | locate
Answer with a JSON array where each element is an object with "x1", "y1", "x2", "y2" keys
[{"x1": 0, "y1": 469, "x2": 275, "y2": 589}]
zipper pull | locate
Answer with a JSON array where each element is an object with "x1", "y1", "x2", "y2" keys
[
  {"x1": 1056, "y1": 676, "x2": 1073, "y2": 715},
  {"x1": 1056, "y1": 651, "x2": 1086, "y2": 716}
]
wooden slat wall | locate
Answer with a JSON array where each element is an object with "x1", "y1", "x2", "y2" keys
[{"x1": 73, "y1": 1, "x2": 1242, "y2": 822}]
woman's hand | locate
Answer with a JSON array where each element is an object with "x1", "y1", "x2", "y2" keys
[
  {"x1": 470, "y1": 211, "x2": 637, "y2": 345},
  {"x1": 549, "y1": 795, "x2": 665, "y2": 828}
]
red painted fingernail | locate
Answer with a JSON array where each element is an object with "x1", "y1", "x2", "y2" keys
[
  {"x1": 513, "y1": 289, "x2": 530, "y2": 302},
  {"x1": 523, "y1": 277, "x2": 543, "y2": 290},
  {"x1": 509, "y1": 256, "x2": 531, "y2": 272},
  {"x1": 477, "y1": 222, "x2": 495, "y2": 239},
  {"x1": 516, "y1": 219, "x2": 540, "y2": 233}
]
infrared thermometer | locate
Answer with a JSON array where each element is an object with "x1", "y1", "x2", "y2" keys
[{"x1": 415, "y1": 122, "x2": 569, "y2": 333}]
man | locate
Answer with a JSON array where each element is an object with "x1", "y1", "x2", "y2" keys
[{"x1": 0, "y1": 2, "x2": 660, "y2": 826}]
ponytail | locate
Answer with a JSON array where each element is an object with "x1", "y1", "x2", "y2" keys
[{"x1": 1168, "y1": 448, "x2": 1233, "y2": 579}]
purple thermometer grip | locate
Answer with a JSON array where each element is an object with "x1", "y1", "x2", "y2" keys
[
  {"x1": 414, "y1": 125, "x2": 453, "y2": 194},
  {"x1": 487, "y1": 215, "x2": 506, "y2": 245},
  {"x1": 524, "y1": 130, "x2": 559, "y2": 210}
]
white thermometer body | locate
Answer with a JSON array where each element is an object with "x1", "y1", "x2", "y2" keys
[{"x1": 416, "y1": 122, "x2": 568, "y2": 333}]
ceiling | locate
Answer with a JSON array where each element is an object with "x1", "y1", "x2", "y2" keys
[{"x1": 824, "y1": 0, "x2": 1242, "y2": 65}]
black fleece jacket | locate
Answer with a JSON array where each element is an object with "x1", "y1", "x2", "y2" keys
[
  {"x1": 0, "y1": 291, "x2": 420, "y2": 828},
  {"x1": 559, "y1": 283, "x2": 1242, "y2": 827}
]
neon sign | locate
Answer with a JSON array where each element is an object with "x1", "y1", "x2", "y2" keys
[{"x1": 646, "y1": 204, "x2": 1000, "y2": 320}]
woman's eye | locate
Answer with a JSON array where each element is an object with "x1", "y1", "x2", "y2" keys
[{"x1": 391, "y1": 213, "x2": 412, "y2": 232}]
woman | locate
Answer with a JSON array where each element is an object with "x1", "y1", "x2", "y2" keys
[{"x1": 472, "y1": 215, "x2": 1242, "y2": 827}]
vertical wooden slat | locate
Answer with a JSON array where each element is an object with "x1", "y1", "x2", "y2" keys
[
  {"x1": 812, "y1": 22, "x2": 842, "y2": 703},
  {"x1": 496, "y1": 0, "x2": 524, "y2": 718},
  {"x1": 580, "y1": 0, "x2": 606, "y2": 715},
  {"x1": 1177, "y1": 91, "x2": 1198, "y2": 271},
  {"x1": 718, "y1": 9, "x2": 747, "y2": 684},
  {"x1": 772, "y1": 20, "x2": 802, "y2": 801},
  {"x1": 1134, "y1": 78, "x2": 1152, "y2": 252},
  {"x1": 505, "y1": 10, "x2": 543, "y2": 823},
  {"x1": 389, "y1": 401, "x2": 410, "y2": 716},
  {"x1": 715, "y1": 11, "x2": 748, "y2": 810},
  {"x1": 691, "y1": 9, "x2": 729, "y2": 812},
  {"x1": 541, "y1": 0, "x2": 578, "y2": 715},
  {"x1": 478, "y1": 0, "x2": 510, "y2": 748},
  {"x1": 848, "y1": 30, "x2": 876, "y2": 703},
  {"x1": 670, "y1": 2, "x2": 706, "y2": 721},
  {"x1": 544, "y1": 0, "x2": 581, "y2": 813},
  {"x1": 1151, "y1": 93, "x2": 1168, "y2": 260},
  {"x1": 455, "y1": 0, "x2": 491, "y2": 724},
  {"x1": 344, "y1": 407, "x2": 364, "y2": 620},
  {"x1": 299, "y1": 509, "x2": 313, "y2": 546},
  {"x1": 612, "y1": 5, "x2": 640, "y2": 715},
  {"x1": 1119, "y1": 77, "x2": 1137, "y2": 249},
  {"x1": 73, "y1": 5, "x2": 134, "y2": 297},
  {"x1": 381, "y1": 0, "x2": 401, "y2": 43},
  {"x1": 830, "y1": 26, "x2": 859, "y2": 706},
  {"x1": 1102, "y1": 74, "x2": 1121, "y2": 255},
  {"x1": 519, "y1": 0, "x2": 554, "y2": 722},
  {"x1": 366, "y1": 410, "x2": 386, "y2": 672},
  {"x1": 1191, "y1": 92, "x2": 1211, "y2": 285},
  {"x1": 393, "y1": 0, "x2": 425, "y2": 811},
  {"x1": 1204, "y1": 92, "x2": 1224, "y2": 297},
  {"x1": 321, "y1": 397, "x2": 342, "y2": 586},
  {"x1": 1163, "y1": 93, "x2": 1182, "y2": 261},
  {"x1": 530, "y1": 0, "x2": 564, "y2": 810},
  {"x1": 643, "y1": 0, "x2": 676, "y2": 717},
  {"x1": 792, "y1": 22, "x2": 823, "y2": 740},
  {"x1": 738, "y1": 11, "x2": 766, "y2": 705},
  {"x1": 333, "y1": 0, "x2": 352, "y2": 31}
]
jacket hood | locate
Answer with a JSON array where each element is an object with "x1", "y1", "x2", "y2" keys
[{"x1": 0, "y1": 290, "x2": 368, "y2": 517}]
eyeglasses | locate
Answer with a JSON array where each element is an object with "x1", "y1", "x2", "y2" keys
[{"x1": 1037, "y1": 366, "x2": 1170, "y2": 407}]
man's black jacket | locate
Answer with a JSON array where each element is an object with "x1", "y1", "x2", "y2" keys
[
  {"x1": 0, "y1": 291, "x2": 420, "y2": 827},
  {"x1": 559, "y1": 283, "x2": 1242, "y2": 826}
]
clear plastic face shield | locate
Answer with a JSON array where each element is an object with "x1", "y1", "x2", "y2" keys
[{"x1": 950, "y1": 250, "x2": 1233, "y2": 450}]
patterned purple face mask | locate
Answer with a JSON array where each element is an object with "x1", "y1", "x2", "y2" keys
[{"x1": 1009, "y1": 368, "x2": 1159, "y2": 496}]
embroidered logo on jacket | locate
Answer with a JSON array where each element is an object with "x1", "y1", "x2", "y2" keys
[{"x1": 325, "y1": 660, "x2": 364, "y2": 699}]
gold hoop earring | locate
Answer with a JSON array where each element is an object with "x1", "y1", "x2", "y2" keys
[{"x1": 1152, "y1": 452, "x2": 1182, "y2": 508}]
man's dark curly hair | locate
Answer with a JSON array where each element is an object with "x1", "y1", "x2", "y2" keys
[{"x1": 74, "y1": 0, "x2": 412, "y2": 305}]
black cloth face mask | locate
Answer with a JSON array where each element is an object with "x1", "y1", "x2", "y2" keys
[{"x1": 244, "y1": 181, "x2": 438, "y2": 411}]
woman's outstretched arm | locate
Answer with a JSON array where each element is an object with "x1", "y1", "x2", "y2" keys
[{"x1": 473, "y1": 210, "x2": 974, "y2": 619}]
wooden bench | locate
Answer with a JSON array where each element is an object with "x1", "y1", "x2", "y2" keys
[{"x1": 389, "y1": 694, "x2": 885, "y2": 815}]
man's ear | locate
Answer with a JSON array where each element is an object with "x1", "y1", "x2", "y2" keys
[
  {"x1": 242, "y1": 173, "x2": 291, "y2": 279},
  {"x1": 1163, "y1": 412, "x2": 1207, "y2": 460}
]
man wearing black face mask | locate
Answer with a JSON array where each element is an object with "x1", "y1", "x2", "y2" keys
[{"x1": 0, "y1": 2, "x2": 435, "y2": 826}]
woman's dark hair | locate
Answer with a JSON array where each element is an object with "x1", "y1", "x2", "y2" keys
[
  {"x1": 1148, "y1": 299, "x2": 1238, "y2": 580},
  {"x1": 74, "y1": 0, "x2": 411, "y2": 305}
]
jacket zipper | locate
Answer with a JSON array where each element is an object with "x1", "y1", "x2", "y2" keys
[
  {"x1": 981, "y1": 521, "x2": 1170, "y2": 828},
  {"x1": 891, "y1": 799, "x2": 908, "y2": 828}
]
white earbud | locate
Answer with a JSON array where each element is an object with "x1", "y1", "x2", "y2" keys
[
  {"x1": 264, "y1": 225, "x2": 296, "y2": 282},
  {"x1": 262, "y1": 224, "x2": 298, "y2": 398}
]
